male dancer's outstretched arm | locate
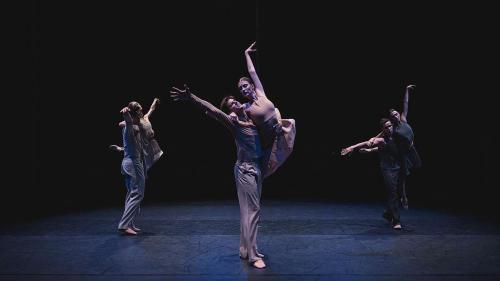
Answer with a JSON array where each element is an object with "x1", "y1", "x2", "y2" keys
[
  {"x1": 170, "y1": 85, "x2": 236, "y2": 130},
  {"x1": 341, "y1": 138, "x2": 385, "y2": 156}
]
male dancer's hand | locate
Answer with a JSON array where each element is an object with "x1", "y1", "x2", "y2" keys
[
  {"x1": 341, "y1": 147, "x2": 353, "y2": 156},
  {"x1": 170, "y1": 84, "x2": 192, "y2": 101},
  {"x1": 120, "y1": 107, "x2": 130, "y2": 114}
]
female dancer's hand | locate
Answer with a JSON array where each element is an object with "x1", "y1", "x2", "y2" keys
[{"x1": 245, "y1": 42, "x2": 257, "y2": 54}]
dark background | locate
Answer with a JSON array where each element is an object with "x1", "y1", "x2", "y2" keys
[{"x1": 9, "y1": 1, "x2": 499, "y2": 221}]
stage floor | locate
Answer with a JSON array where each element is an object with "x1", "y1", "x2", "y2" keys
[{"x1": 1, "y1": 200, "x2": 499, "y2": 281}]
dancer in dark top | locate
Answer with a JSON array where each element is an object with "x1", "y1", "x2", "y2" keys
[
  {"x1": 341, "y1": 118, "x2": 406, "y2": 229},
  {"x1": 369, "y1": 84, "x2": 421, "y2": 209}
]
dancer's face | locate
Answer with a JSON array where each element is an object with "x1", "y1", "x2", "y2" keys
[
  {"x1": 389, "y1": 110, "x2": 400, "y2": 123},
  {"x1": 238, "y1": 80, "x2": 254, "y2": 99},
  {"x1": 382, "y1": 120, "x2": 393, "y2": 136},
  {"x1": 226, "y1": 98, "x2": 244, "y2": 114}
]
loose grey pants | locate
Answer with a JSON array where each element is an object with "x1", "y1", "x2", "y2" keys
[
  {"x1": 234, "y1": 161, "x2": 263, "y2": 263},
  {"x1": 118, "y1": 157, "x2": 146, "y2": 230}
]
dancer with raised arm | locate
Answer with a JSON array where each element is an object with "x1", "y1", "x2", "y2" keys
[
  {"x1": 110, "y1": 98, "x2": 163, "y2": 172},
  {"x1": 170, "y1": 85, "x2": 267, "y2": 269},
  {"x1": 341, "y1": 118, "x2": 405, "y2": 229},
  {"x1": 386, "y1": 85, "x2": 421, "y2": 209},
  {"x1": 117, "y1": 102, "x2": 148, "y2": 235},
  {"x1": 366, "y1": 85, "x2": 421, "y2": 209},
  {"x1": 238, "y1": 42, "x2": 296, "y2": 177}
]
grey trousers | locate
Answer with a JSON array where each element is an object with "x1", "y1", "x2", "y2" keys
[
  {"x1": 118, "y1": 158, "x2": 146, "y2": 230},
  {"x1": 234, "y1": 161, "x2": 263, "y2": 263}
]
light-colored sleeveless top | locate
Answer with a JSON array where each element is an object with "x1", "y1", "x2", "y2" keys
[{"x1": 244, "y1": 95, "x2": 276, "y2": 125}]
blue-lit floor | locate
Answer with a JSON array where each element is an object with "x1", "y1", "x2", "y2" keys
[{"x1": 1, "y1": 200, "x2": 499, "y2": 281}]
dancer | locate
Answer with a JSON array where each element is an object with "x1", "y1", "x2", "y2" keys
[
  {"x1": 238, "y1": 42, "x2": 296, "y2": 177},
  {"x1": 170, "y1": 85, "x2": 266, "y2": 268},
  {"x1": 369, "y1": 85, "x2": 421, "y2": 209},
  {"x1": 117, "y1": 102, "x2": 148, "y2": 235},
  {"x1": 341, "y1": 118, "x2": 405, "y2": 229},
  {"x1": 110, "y1": 98, "x2": 163, "y2": 171}
]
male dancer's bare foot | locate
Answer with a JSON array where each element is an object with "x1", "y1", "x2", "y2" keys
[
  {"x1": 252, "y1": 259, "x2": 266, "y2": 269},
  {"x1": 109, "y1": 145, "x2": 124, "y2": 152},
  {"x1": 121, "y1": 228, "x2": 138, "y2": 235},
  {"x1": 392, "y1": 223, "x2": 402, "y2": 230},
  {"x1": 131, "y1": 225, "x2": 141, "y2": 232}
]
